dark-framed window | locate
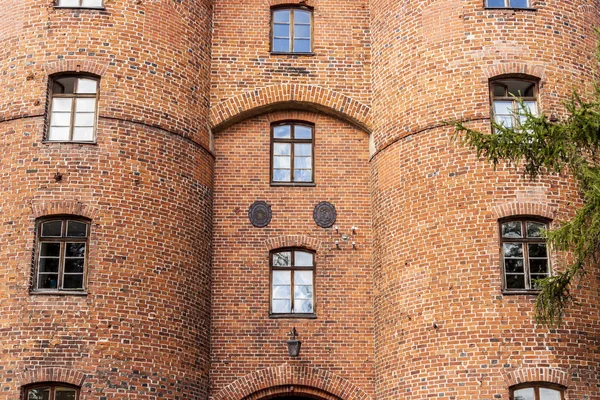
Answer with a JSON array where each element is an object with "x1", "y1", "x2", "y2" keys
[
  {"x1": 500, "y1": 217, "x2": 550, "y2": 292},
  {"x1": 486, "y1": 0, "x2": 531, "y2": 8},
  {"x1": 55, "y1": 0, "x2": 103, "y2": 8},
  {"x1": 510, "y1": 383, "x2": 565, "y2": 400},
  {"x1": 271, "y1": 122, "x2": 314, "y2": 185},
  {"x1": 33, "y1": 218, "x2": 90, "y2": 292},
  {"x1": 490, "y1": 78, "x2": 538, "y2": 131},
  {"x1": 47, "y1": 75, "x2": 99, "y2": 142},
  {"x1": 270, "y1": 249, "x2": 315, "y2": 317},
  {"x1": 25, "y1": 383, "x2": 79, "y2": 400},
  {"x1": 271, "y1": 7, "x2": 313, "y2": 53}
]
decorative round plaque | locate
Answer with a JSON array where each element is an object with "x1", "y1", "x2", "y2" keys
[
  {"x1": 248, "y1": 201, "x2": 272, "y2": 228},
  {"x1": 313, "y1": 201, "x2": 337, "y2": 228}
]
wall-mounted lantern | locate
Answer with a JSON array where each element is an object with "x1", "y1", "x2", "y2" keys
[{"x1": 287, "y1": 327, "x2": 301, "y2": 357}]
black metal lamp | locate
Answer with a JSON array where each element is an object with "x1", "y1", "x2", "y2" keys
[{"x1": 287, "y1": 327, "x2": 301, "y2": 357}]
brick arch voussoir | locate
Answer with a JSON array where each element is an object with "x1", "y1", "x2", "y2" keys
[
  {"x1": 504, "y1": 367, "x2": 569, "y2": 388},
  {"x1": 43, "y1": 59, "x2": 109, "y2": 77},
  {"x1": 31, "y1": 200, "x2": 99, "y2": 220},
  {"x1": 265, "y1": 235, "x2": 323, "y2": 253},
  {"x1": 19, "y1": 367, "x2": 86, "y2": 388},
  {"x1": 268, "y1": 0, "x2": 316, "y2": 7},
  {"x1": 491, "y1": 202, "x2": 557, "y2": 222},
  {"x1": 211, "y1": 365, "x2": 372, "y2": 400},
  {"x1": 483, "y1": 62, "x2": 546, "y2": 82},
  {"x1": 210, "y1": 84, "x2": 372, "y2": 134}
]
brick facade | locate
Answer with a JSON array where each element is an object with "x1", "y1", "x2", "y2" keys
[{"x1": 0, "y1": 0, "x2": 599, "y2": 399}]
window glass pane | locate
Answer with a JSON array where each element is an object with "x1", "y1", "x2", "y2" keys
[
  {"x1": 494, "y1": 101, "x2": 513, "y2": 116},
  {"x1": 65, "y1": 258, "x2": 85, "y2": 273},
  {"x1": 41, "y1": 242, "x2": 61, "y2": 256},
  {"x1": 51, "y1": 112, "x2": 72, "y2": 127},
  {"x1": 74, "y1": 112, "x2": 95, "y2": 127},
  {"x1": 73, "y1": 127, "x2": 94, "y2": 141},
  {"x1": 48, "y1": 127, "x2": 71, "y2": 141},
  {"x1": 272, "y1": 270, "x2": 291, "y2": 284},
  {"x1": 294, "y1": 156, "x2": 311, "y2": 169},
  {"x1": 294, "y1": 270, "x2": 312, "y2": 285},
  {"x1": 509, "y1": 0, "x2": 529, "y2": 7},
  {"x1": 539, "y1": 388, "x2": 561, "y2": 400},
  {"x1": 522, "y1": 101, "x2": 537, "y2": 116},
  {"x1": 294, "y1": 125, "x2": 312, "y2": 139},
  {"x1": 273, "y1": 38, "x2": 290, "y2": 52},
  {"x1": 506, "y1": 274, "x2": 525, "y2": 289},
  {"x1": 76, "y1": 98, "x2": 96, "y2": 112},
  {"x1": 513, "y1": 388, "x2": 535, "y2": 400},
  {"x1": 295, "y1": 251, "x2": 313, "y2": 266},
  {"x1": 77, "y1": 78, "x2": 97, "y2": 94},
  {"x1": 53, "y1": 77, "x2": 76, "y2": 94},
  {"x1": 58, "y1": 0, "x2": 81, "y2": 6},
  {"x1": 67, "y1": 220, "x2": 87, "y2": 238},
  {"x1": 272, "y1": 285, "x2": 291, "y2": 299},
  {"x1": 531, "y1": 274, "x2": 549, "y2": 288},
  {"x1": 273, "y1": 169, "x2": 291, "y2": 181},
  {"x1": 42, "y1": 221, "x2": 63, "y2": 237},
  {"x1": 293, "y1": 169, "x2": 312, "y2": 182},
  {"x1": 39, "y1": 258, "x2": 60, "y2": 273},
  {"x1": 272, "y1": 299, "x2": 291, "y2": 313},
  {"x1": 492, "y1": 84, "x2": 506, "y2": 96},
  {"x1": 273, "y1": 9, "x2": 290, "y2": 23},
  {"x1": 27, "y1": 387, "x2": 51, "y2": 400},
  {"x1": 293, "y1": 38, "x2": 311, "y2": 53},
  {"x1": 273, "y1": 156, "x2": 291, "y2": 169},
  {"x1": 495, "y1": 115, "x2": 513, "y2": 129},
  {"x1": 273, "y1": 125, "x2": 291, "y2": 138},
  {"x1": 294, "y1": 285, "x2": 313, "y2": 299},
  {"x1": 81, "y1": 0, "x2": 103, "y2": 7},
  {"x1": 528, "y1": 243, "x2": 547, "y2": 258},
  {"x1": 39, "y1": 274, "x2": 59, "y2": 289},
  {"x1": 504, "y1": 259, "x2": 524, "y2": 273},
  {"x1": 294, "y1": 143, "x2": 311, "y2": 156},
  {"x1": 273, "y1": 252, "x2": 291, "y2": 266},
  {"x1": 273, "y1": 24, "x2": 290, "y2": 38},
  {"x1": 294, "y1": 10, "x2": 311, "y2": 24},
  {"x1": 504, "y1": 243, "x2": 523, "y2": 258},
  {"x1": 502, "y1": 221, "x2": 522, "y2": 238},
  {"x1": 52, "y1": 98, "x2": 73, "y2": 112},
  {"x1": 294, "y1": 24, "x2": 311, "y2": 39},
  {"x1": 66, "y1": 243, "x2": 86, "y2": 257},
  {"x1": 274, "y1": 143, "x2": 291, "y2": 156},
  {"x1": 63, "y1": 274, "x2": 84, "y2": 289},
  {"x1": 530, "y1": 258, "x2": 549, "y2": 274},
  {"x1": 526, "y1": 222, "x2": 545, "y2": 237},
  {"x1": 294, "y1": 299, "x2": 313, "y2": 313}
]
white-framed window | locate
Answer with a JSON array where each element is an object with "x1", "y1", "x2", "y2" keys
[{"x1": 56, "y1": 0, "x2": 104, "y2": 8}]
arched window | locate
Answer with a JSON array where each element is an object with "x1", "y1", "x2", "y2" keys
[
  {"x1": 271, "y1": 6, "x2": 313, "y2": 54},
  {"x1": 499, "y1": 217, "x2": 550, "y2": 292},
  {"x1": 510, "y1": 383, "x2": 565, "y2": 400},
  {"x1": 24, "y1": 383, "x2": 79, "y2": 400},
  {"x1": 490, "y1": 77, "x2": 538, "y2": 131},
  {"x1": 271, "y1": 122, "x2": 314, "y2": 185},
  {"x1": 47, "y1": 75, "x2": 99, "y2": 142},
  {"x1": 33, "y1": 217, "x2": 90, "y2": 292},
  {"x1": 270, "y1": 248, "x2": 316, "y2": 317}
]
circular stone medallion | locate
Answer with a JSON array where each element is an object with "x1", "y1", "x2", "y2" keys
[
  {"x1": 249, "y1": 201, "x2": 272, "y2": 228},
  {"x1": 313, "y1": 201, "x2": 337, "y2": 228}
]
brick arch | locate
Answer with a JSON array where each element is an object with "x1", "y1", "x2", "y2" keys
[
  {"x1": 19, "y1": 367, "x2": 86, "y2": 387},
  {"x1": 43, "y1": 59, "x2": 109, "y2": 77},
  {"x1": 491, "y1": 202, "x2": 557, "y2": 221},
  {"x1": 264, "y1": 235, "x2": 323, "y2": 252},
  {"x1": 31, "y1": 200, "x2": 99, "y2": 220},
  {"x1": 483, "y1": 63, "x2": 546, "y2": 81},
  {"x1": 268, "y1": 0, "x2": 316, "y2": 7},
  {"x1": 505, "y1": 367, "x2": 569, "y2": 388},
  {"x1": 211, "y1": 365, "x2": 372, "y2": 400},
  {"x1": 210, "y1": 84, "x2": 372, "y2": 133}
]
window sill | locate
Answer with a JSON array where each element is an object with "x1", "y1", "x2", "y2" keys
[
  {"x1": 270, "y1": 313, "x2": 317, "y2": 319},
  {"x1": 43, "y1": 140, "x2": 97, "y2": 145},
  {"x1": 502, "y1": 289, "x2": 540, "y2": 295},
  {"x1": 484, "y1": 7, "x2": 537, "y2": 11},
  {"x1": 54, "y1": 6, "x2": 106, "y2": 10},
  {"x1": 271, "y1": 182, "x2": 316, "y2": 187},
  {"x1": 30, "y1": 290, "x2": 88, "y2": 296},
  {"x1": 270, "y1": 52, "x2": 315, "y2": 57}
]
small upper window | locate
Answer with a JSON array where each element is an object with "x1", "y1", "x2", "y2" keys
[
  {"x1": 510, "y1": 383, "x2": 564, "y2": 400},
  {"x1": 271, "y1": 7, "x2": 313, "y2": 53},
  {"x1": 56, "y1": 0, "x2": 103, "y2": 8},
  {"x1": 25, "y1": 383, "x2": 79, "y2": 400},
  {"x1": 491, "y1": 79, "x2": 538, "y2": 130},
  {"x1": 500, "y1": 218, "x2": 550, "y2": 292},
  {"x1": 47, "y1": 76, "x2": 99, "y2": 142},
  {"x1": 486, "y1": 0, "x2": 531, "y2": 8},
  {"x1": 271, "y1": 249, "x2": 315, "y2": 316},
  {"x1": 271, "y1": 122, "x2": 314, "y2": 184},
  {"x1": 33, "y1": 218, "x2": 90, "y2": 292}
]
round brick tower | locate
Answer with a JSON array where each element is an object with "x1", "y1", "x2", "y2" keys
[
  {"x1": 370, "y1": 0, "x2": 600, "y2": 399},
  {"x1": 0, "y1": 1, "x2": 213, "y2": 398}
]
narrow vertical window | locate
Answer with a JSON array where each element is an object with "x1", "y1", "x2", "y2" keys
[
  {"x1": 34, "y1": 218, "x2": 90, "y2": 292},
  {"x1": 48, "y1": 76, "x2": 99, "y2": 142},
  {"x1": 500, "y1": 218, "x2": 550, "y2": 292},
  {"x1": 490, "y1": 78, "x2": 538, "y2": 131},
  {"x1": 271, "y1": 8, "x2": 313, "y2": 53},
  {"x1": 271, "y1": 122, "x2": 314, "y2": 184},
  {"x1": 25, "y1": 384, "x2": 79, "y2": 400},
  {"x1": 271, "y1": 249, "x2": 315, "y2": 316},
  {"x1": 56, "y1": 0, "x2": 104, "y2": 8}
]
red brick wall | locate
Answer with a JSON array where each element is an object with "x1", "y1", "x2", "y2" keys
[{"x1": 0, "y1": 1, "x2": 213, "y2": 398}]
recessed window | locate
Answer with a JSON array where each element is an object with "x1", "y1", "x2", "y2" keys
[
  {"x1": 271, "y1": 249, "x2": 315, "y2": 316},
  {"x1": 56, "y1": 0, "x2": 103, "y2": 8},
  {"x1": 271, "y1": 7, "x2": 313, "y2": 53},
  {"x1": 500, "y1": 218, "x2": 550, "y2": 292},
  {"x1": 510, "y1": 383, "x2": 564, "y2": 400},
  {"x1": 271, "y1": 122, "x2": 314, "y2": 185},
  {"x1": 491, "y1": 79, "x2": 538, "y2": 130},
  {"x1": 47, "y1": 76, "x2": 99, "y2": 142},
  {"x1": 486, "y1": 0, "x2": 531, "y2": 8},
  {"x1": 25, "y1": 383, "x2": 79, "y2": 400},
  {"x1": 33, "y1": 218, "x2": 90, "y2": 292}
]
